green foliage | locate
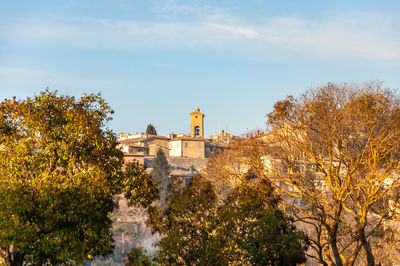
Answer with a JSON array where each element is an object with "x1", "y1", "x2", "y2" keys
[
  {"x1": 123, "y1": 162, "x2": 159, "y2": 209},
  {"x1": 151, "y1": 150, "x2": 171, "y2": 206},
  {"x1": 0, "y1": 91, "x2": 125, "y2": 265},
  {"x1": 147, "y1": 176, "x2": 307, "y2": 265},
  {"x1": 125, "y1": 247, "x2": 152, "y2": 266},
  {"x1": 148, "y1": 176, "x2": 222, "y2": 265},
  {"x1": 145, "y1": 124, "x2": 157, "y2": 135},
  {"x1": 222, "y1": 180, "x2": 307, "y2": 265},
  {"x1": 151, "y1": 150, "x2": 170, "y2": 181}
]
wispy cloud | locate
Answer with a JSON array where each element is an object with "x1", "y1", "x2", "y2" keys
[
  {"x1": 255, "y1": 13, "x2": 400, "y2": 60},
  {"x1": 151, "y1": 0, "x2": 230, "y2": 21},
  {"x1": 1, "y1": 9, "x2": 399, "y2": 61},
  {"x1": 206, "y1": 23, "x2": 259, "y2": 39}
]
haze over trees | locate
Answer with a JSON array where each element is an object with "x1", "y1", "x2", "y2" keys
[{"x1": 122, "y1": 141, "x2": 308, "y2": 264}]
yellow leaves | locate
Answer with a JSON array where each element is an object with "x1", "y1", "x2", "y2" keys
[{"x1": 208, "y1": 229, "x2": 217, "y2": 237}]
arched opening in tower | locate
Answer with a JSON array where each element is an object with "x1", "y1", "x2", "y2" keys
[{"x1": 194, "y1": 126, "x2": 200, "y2": 137}]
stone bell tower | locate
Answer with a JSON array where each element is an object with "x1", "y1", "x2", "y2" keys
[{"x1": 190, "y1": 106, "x2": 204, "y2": 138}]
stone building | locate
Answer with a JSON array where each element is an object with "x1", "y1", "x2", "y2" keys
[{"x1": 169, "y1": 137, "x2": 206, "y2": 158}]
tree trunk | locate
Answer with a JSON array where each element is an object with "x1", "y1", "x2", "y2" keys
[
  {"x1": 330, "y1": 237, "x2": 344, "y2": 266},
  {"x1": 359, "y1": 228, "x2": 375, "y2": 266},
  {"x1": 330, "y1": 222, "x2": 344, "y2": 266},
  {"x1": 3, "y1": 248, "x2": 24, "y2": 266},
  {"x1": 4, "y1": 248, "x2": 11, "y2": 266},
  {"x1": 35, "y1": 258, "x2": 44, "y2": 266},
  {"x1": 15, "y1": 252, "x2": 24, "y2": 266}
]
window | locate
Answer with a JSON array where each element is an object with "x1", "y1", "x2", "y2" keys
[
  {"x1": 194, "y1": 126, "x2": 200, "y2": 137},
  {"x1": 185, "y1": 142, "x2": 188, "y2": 148}
]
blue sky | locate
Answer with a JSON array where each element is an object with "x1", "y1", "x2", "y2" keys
[{"x1": 1, "y1": 0, "x2": 400, "y2": 136}]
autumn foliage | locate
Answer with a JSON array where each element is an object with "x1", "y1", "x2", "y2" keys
[
  {"x1": 0, "y1": 91, "x2": 125, "y2": 265},
  {"x1": 267, "y1": 83, "x2": 400, "y2": 265}
]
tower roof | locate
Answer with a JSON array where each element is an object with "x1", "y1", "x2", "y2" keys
[{"x1": 190, "y1": 106, "x2": 204, "y2": 116}]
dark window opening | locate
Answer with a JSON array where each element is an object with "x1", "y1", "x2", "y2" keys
[{"x1": 194, "y1": 126, "x2": 200, "y2": 137}]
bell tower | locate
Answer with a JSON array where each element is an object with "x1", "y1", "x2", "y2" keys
[{"x1": 190, "y1": 106, "x2": 204, "y2": 138}]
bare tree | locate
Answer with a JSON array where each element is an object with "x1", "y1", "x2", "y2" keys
[
  {"x1": 266, "y1": 83, "x2": 400, "y2": 265},
  {"x1": 202, "y1": 131, "x2": 270, "y2": 201}
]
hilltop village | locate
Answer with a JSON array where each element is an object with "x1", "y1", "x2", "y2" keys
[{"x1": 118, "y1": 107, "x2": 237, "y2": 183}]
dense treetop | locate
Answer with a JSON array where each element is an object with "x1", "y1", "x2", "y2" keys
[
  {"x1": 0, "y1": 91, "x2": 126, "y2": 266},
  {"x1": 146, "y1": 124, "x2": 157, "y2": 135}
]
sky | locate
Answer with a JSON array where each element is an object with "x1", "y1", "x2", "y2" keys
[{"x1": 1, "y1": 0, "x2": 400, "y2": 137}]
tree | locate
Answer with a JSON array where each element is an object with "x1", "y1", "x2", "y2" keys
[
  {"x1": 202, "y1": 131, "x2": 271, "y2": 202},
  {"x1": 123, "y1": 161, "x2": 159, "y2": 209},
  {"x1": 146, "y1": 124, "x2": 157, "y2": 135},
  {"x1": 151, "y1": 149, "x2": 171, "y2": 207},
  {"x1": 125, "y1": 247, "x2": 152, "y2": 266},
  {"x1": 266, "y1": 83, "x2": 400, "y2": 265},
  {"x1": 0, "y1": 91, "x2": 126, "y2": 265},
  {"x1": 147, "y1": 175, "x2": 307, "y2": 265},
  {"x1": 148, "y1": 176, "x2": 221, "y2": 265}
]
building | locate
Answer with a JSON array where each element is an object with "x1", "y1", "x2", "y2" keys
[
  {"x1": 169, "y1": 136, "x2": 206, "y2": 158},
  {"x1": 118, "y1": 107, "x2": 237, "y2": 180}
]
